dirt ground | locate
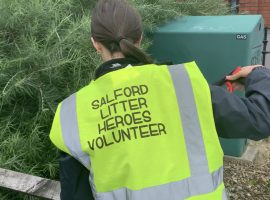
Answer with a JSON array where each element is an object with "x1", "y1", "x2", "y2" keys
[{"x1": 224, "y1": 139, "x2": 270, "y2": 200}]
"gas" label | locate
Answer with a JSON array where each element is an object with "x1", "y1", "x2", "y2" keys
[{"x1": 236, "y1": 34, "x2": 247, "y2": 40}]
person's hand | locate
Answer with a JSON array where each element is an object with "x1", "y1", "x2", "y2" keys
[
  {"x1": 226, "y1": 65, "x2": 263, "y2": 91},
  {"x1": 226, "y1": 65, "x2": 262, "y2": 81}
]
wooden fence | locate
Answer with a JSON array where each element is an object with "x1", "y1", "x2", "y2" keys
[{"x1": 0, "y1": 168, "x2": 60, "y2": 199}]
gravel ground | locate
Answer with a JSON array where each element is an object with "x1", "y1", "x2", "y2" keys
[{"x1": 224, "y1": 139, "x2": 270, "y2": 200}]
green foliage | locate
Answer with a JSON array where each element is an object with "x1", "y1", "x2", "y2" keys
[
  {"x1": 0, "y1": 0, "x2": 98, "y2": 180},
  {"x1": 0, "y1": 189, "x2": 39, "y2": 200},
  {"x1": 0, "y1": 0, "x2": 229, "y2": 198}
]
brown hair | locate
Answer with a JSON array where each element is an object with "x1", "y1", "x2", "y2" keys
[{"x1": 91, "y1": 0, "x2": 153, "y2": 64}]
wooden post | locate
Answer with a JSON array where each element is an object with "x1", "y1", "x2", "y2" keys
[{"x1": 0, "y1": 168, "x2": 60, "y2": 200}]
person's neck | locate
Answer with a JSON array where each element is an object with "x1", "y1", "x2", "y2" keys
[{"x1": 101, "y1": 51, "x2": 125, "y2": 62}]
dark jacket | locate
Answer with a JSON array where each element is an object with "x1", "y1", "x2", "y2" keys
[{"x1": 59, "y1": 58, "x2": 270, "y2": 200}]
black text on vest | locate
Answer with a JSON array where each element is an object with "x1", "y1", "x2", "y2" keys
[{"x1": 88, "y1": 85, "x2": 167, "y2": 150}]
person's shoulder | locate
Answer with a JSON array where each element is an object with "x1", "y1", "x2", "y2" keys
[{"x1": 60, "y1": 83, "x2": 92, "y2": 107}]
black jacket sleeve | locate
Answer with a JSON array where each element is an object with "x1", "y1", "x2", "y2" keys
[
  {"x1": 59, "y1": 151, "x2": 94, "y2": 200},
  {"x1": 211, "y1": 67, "x2": 270, "y2": 140}
]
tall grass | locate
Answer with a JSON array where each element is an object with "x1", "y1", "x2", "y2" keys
[
  {"x1": 0, "y1": 0, "x2": 229, "y2": 198},
  {"x1": 0, "y1": 0, "x2": 97, "y2": 180}
]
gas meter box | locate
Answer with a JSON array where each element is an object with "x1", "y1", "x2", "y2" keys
[{"x1": 149, "y1": 15, "x2": 264, "y2": 157}]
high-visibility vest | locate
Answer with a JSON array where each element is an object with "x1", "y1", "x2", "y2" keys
[{"x1": 50, "y1": 62, "x2": 227, "y2": 200}]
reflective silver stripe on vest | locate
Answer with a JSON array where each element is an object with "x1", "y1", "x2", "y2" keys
[
  {"x1": 167, "y1": 64, "x2": 209, "y2": 175},
  {"x1": 59, "y1": 64, "x2": 225, "y2": 200},
  {"x1": 60, "y1": 94, "x2": 97, "y2": 199},
  {"x1": 98, "y1": 166, "x2": 223, "y2": 200},
  {"x1": 60, "y1": 94, "x2": 90, "y2": 167}
]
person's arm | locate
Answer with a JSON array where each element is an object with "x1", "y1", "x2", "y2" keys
[
  {"x1": 59, "y1": 151, "x2": 94, "y2": 200},
  {"x1": 211, "y1": 66, "x2": 270, "y2": 140}
]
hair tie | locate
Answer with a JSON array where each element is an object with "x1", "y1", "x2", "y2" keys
[{"x1": 116, "y1": 36, "x2": 125, "y2": 43}]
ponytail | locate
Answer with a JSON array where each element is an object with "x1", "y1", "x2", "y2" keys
[{"x1": 119, "y1": 38, "x2": 153, "y2": 64}]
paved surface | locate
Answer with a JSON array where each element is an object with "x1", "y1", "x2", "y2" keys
[{"x1": 224, "y1": 144, "x2": 258, "y2": 163}]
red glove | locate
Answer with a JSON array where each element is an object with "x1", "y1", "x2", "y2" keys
[{"x1": 225, "y1": 67, "x2": 242, "y2": 93}]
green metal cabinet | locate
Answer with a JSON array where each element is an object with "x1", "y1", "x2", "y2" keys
[{"x1": 149, "y1": 15, "x2": 264, "y2": 157}]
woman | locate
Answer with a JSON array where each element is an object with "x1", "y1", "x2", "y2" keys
[{"x1": 50, "y1": 0, "x2": 270, "y2": 199}]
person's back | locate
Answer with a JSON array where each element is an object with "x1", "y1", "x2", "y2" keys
[{"x1": 51, "y1": 61, "x2": 226, "y2": 199}]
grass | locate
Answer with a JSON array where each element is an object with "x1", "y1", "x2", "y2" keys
[
  {"x1": 0, "y1": 0, "x2": 229, "y2": 198},
  {"x1": 0, "y1": 189, "x2": 39, "y2": 200}
]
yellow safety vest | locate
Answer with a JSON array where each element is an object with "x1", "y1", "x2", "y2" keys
[{"x1": 50, "y1": 62, "x2": 227, "y2": 200}]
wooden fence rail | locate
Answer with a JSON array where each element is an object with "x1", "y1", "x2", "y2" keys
[{"x1": 0, "y1": 168, "x2": 60, "y2": 200}]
